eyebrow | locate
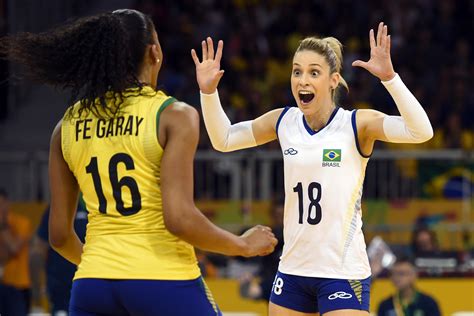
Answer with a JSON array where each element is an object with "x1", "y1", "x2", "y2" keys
[{"x1": 293, "y1": 63, "x2": 322, "y2": 67}]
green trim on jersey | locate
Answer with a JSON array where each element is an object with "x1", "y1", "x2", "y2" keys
[{"x1": 156, "y1": 97, "x2": 177, "y2": 134}]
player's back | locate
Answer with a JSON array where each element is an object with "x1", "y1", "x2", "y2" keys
[{"x1": 61, "y1": 86, "x2": 200, "y2": 281}]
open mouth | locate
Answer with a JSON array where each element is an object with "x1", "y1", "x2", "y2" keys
[{"x1": 299, "y1": 91, "x2": 315, "y2": 104}]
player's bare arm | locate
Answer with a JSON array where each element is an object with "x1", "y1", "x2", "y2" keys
[
  {"x1": 160, "y1": 101, "x2": 277, "y2": 257},
  {"x1": 48, "y1": 121, "x2": 83, "y2": 265}
]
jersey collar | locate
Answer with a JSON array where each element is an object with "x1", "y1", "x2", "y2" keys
[{"x1": 302, "y1": 106, "x2": 340, "y2": 136}]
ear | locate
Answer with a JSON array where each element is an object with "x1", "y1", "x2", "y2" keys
[
  {"x1": 331, "y1": 72, "x2": 341, "y2": 90},
  {"x1": 150, "y1": 44, "x2": 160, "y2": 64}
]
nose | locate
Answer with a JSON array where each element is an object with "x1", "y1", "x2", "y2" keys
[{"x1": 298, "y1": 72, "x2": 310, "y2": 87}]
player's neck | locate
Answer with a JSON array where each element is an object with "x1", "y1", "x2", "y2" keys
[
  {"x1": 304, "y1": 102, "x2": 337, "y2": 132},
  {"x1": 137, "y1": 66, "x2": 153, "y2": 87}
]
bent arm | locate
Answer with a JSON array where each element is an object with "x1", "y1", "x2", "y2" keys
[
  {"x1": 200, "y1": 91, "x2": 282, "y2": 152},
  {"x1": 160, "y1": 102, "x2": 247, "y2": 256},
  {"x1": 48, "y1": 121, "x2": 83, "y2": 265},
  {"x1": 358, "y1": 74, "x2": 433, "y2": 145}
]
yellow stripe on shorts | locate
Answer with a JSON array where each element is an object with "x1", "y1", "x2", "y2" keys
[{"x1": 348, "y1": 279, "x2": 362, "y2": 304}]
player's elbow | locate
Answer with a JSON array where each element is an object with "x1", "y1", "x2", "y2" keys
[
  {"x1": 412, "y1": 125, "x2": 434, "y2": 143},
  {"x1": 213, "y1": 146, "x2": 230, "y2": 153},
  {"x1": 163, "y1": 215, "x2": 183, "y2": 236},
  {"x1": 421, "y1": 124, "x2": 434, "y2": 142},
  {"x1": 163, "y1": 206, "x2": 194, "y2": 238},
  {"x1": 164, "y1": 216, "x2": 193, "y2": 238},
  {"x1": 49, "y1": 227, "x2": 68, "y2": 250},
  {"x1": 210, "y1": 139, "x2": 230, "y2": 152}
]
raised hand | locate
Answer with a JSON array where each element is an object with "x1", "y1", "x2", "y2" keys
[
  {"x1": 239, "y1": 225, "x2": 278, "y2": 257},
  {"x1": 352, "y1": 22, "x2": 396, "y2": 82},
  {"x1": 191, "y1": 37, "x2": 224, "y2": 94}
]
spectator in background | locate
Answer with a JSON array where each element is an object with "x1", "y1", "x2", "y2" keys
[
  {"x1": 377, "y1": 257, "x2": 441, "y2": 316},
  {"x1": 30, "y1": 201, "x2": 88, "y2": 315},
  {"x1": 411, "y1": 227, "x2": 440, "y2": 257},
  {"x1": 0, "y1": 188, "x2": 32, "y2": 316}
]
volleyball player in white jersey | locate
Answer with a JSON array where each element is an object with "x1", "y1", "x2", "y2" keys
[{"x1": 192, "y1": 22, "x2": 433, "y2": 316}]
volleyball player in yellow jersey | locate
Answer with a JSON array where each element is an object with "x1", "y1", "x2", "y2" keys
[{"x1": 1, "y1": 9, "x2": 277, "y2": 316}]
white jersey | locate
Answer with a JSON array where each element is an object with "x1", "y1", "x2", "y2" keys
[{"x1": 276, "y1": 106, "x2": 371, "y2": 279}]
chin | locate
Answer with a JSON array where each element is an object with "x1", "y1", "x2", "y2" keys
[{"x1": 296, "y1": 102, "x2": 318, "y2": 115}]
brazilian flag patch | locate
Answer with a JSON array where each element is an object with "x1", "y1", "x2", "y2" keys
[{"x1": 323, "y1": 149, "x2": 341, "y2": 162}]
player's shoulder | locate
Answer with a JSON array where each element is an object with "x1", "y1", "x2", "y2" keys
[
  {"x1": 161, "y1": 101, "x2": 199, "y2": 131},
  {"x1": 166, "y1": 101, "x2": 197, "y2": 114},
  {"x1": 354, "y1": 109, "x2": 385, "y2": 121},
  {"x1": 165, "y1": 101, "x2": 198, "y2": 121},
  {"x1": 276, "y1": 106, "x2": 299, "y2": 123}
]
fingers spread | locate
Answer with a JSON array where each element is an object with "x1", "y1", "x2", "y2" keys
[
  {"x1": 191, "y1": 49, "x2": 200, "y2": 65},
  {"x1": 201, "y1": 40, "x2": 208, "y2": 61},
  {"x1": 376, "y1": 22, "x2": 383, "y2": 46},
  {"x1": 369, "y1": 29, "x2": 376, "y2": 49},
  {"x1": 215, "y1": 40, "x2": 224, "y2": 63},
  {"x1": 217, "y1": 69, "x2": 225, "y2": 79},
  {"x1": 207, "y1": 37, "x2": 214, "y2": 60},
  {"x1": 381, "y1": 25, "x2": 388, "y2": 48},
  {"x1": 386, "y1": 35, "x2": 391, "y2": 54}
]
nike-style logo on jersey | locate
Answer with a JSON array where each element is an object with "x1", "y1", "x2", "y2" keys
[{"x1": 284, "y1": 148, "x2": 298, "y2": 155}]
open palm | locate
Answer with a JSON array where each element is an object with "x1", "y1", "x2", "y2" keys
[
  {"x1": 191, "y1": 37, "x2": 224, "y2": 94},
  {"x1": 352, "y1": 22, "x2": 396, "y2": 81}
]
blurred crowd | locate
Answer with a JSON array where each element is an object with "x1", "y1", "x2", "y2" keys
[
  {"x1": 1, "y1": 191, "x2": 471, "y2": 314},
  {"x1": 0, "y1": 1, "x2": 472, "y2": 314},
  {"x1": 134, "y1": 0, "x2": 473, "y2": 150}
]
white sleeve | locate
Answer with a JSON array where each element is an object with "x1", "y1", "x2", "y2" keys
[
  {"x1": 200, "y1": 90, "x2": 257, "y2": 152},
  {"x1": 381, "y1": 74, "x2": 434, "y2": 143}
]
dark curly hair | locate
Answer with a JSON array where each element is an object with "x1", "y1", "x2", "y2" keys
[{"x1": 0, "y1": 9, "x2": 155, "y2": 118}]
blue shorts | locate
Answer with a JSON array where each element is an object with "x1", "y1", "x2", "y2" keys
[
  {"x1": 269, "y1": 271, "x2": 371, "y2": 314},
  {"x1": 70, "y1": 277, "x2": 221, "y2": 316}
]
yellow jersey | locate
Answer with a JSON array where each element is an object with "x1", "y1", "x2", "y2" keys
[{"x1": 61, "y1": 87, "x2": 200, "y2": 280}]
